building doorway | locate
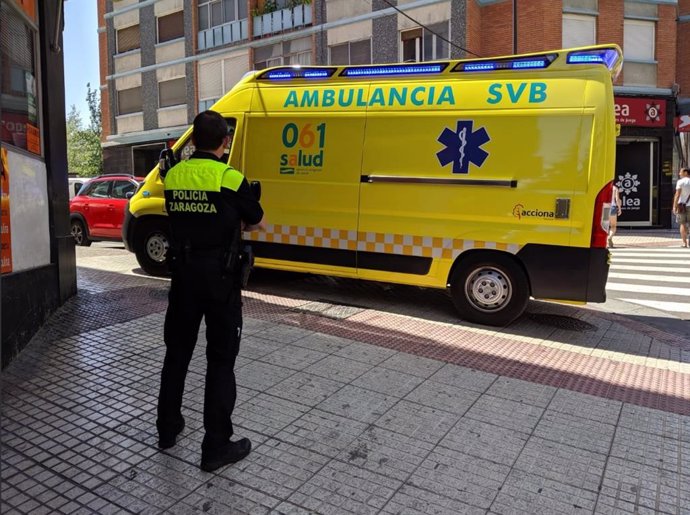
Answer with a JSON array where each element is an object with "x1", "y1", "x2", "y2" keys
[{"x1": 615, "y1": 139, "x2": 658, "y2": 226}]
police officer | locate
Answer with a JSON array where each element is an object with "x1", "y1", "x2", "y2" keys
[{"x1": 156, "y1": 110, "x2": 264, "y2": 473}]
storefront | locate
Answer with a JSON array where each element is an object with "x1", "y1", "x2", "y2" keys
[
  {"x1": 614, "y1": 95, "x2": 676, "y2": 228},
  {"x1": 0, "y1": 0, "x2": 75, "y2": 367}
]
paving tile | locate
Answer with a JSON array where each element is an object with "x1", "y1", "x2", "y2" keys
[
  {"x1": 378, "y1": 352, "x2": 445, "y2": 379},
  {"x1": 336, "y1": 425, "x2": 435, "y2": 481},
  {"x1": 218, "y1": 438, "x2": 329, "y2": 499},
  {"x1": 596, "y1": 456, "x2": 689, "y2": 515},
  {"x1": 316, "y1": 385, "x2": 399, "y2": 424},
  {"x1": 407, "y1": 446, "x2": 510, "y2": 510},
  {"x1": 290, "y1": 333, "x2": 353, "y2": 354},
  {"x1": 439, "y1": 417, "x2": 529, "y2": 467},
  {"x1": 485, "y1": 376, "x2": 557, "y2": 408},
  {"x1": 233, "y1": 392, "x2": 310, "y2": 437},
  {"x1": 254, "y1": 324, "x2": 314, "y2": 344},
  {"x1": 304, "y1": 354, "x2": 374, "y2": 383},
  {"x1": 333, "y1": 341, "x2": 397, "y2": 366},
  {"x1": 235, "y1": 360, "x2": 296, "y2": 392},
  {"x1": 549, "y1": 389, "x2": 623, "y2": 426},
  {"x1": 618, "y1": 404, "x2": 690, "y2": 442},
  {"x1": 381, "y1": 483, "x2": 486, "y2": 515},
  {"x1": 279, "y1": 409, "x2": 369, "y2": 458},
  {"x1": 351, "y1": 366, "x2": 425, "y2": 397},
  {"x1": 534, "y1": 410, "x2": 616, "y2": 454},
  {"x1": 464, "y1": 394, "x2": 544, "y2": 434},
  {"x1": 491, "y1": 469, "x2": 598, "y2": 514},
  {"x1": 404, "y1": 381, "x2": 480, "y2": 415},
  {"x1": 374, "y1": 399, "x2": 462, "y2": 445},
  {"x1": 261, "y1": 344, "x2": 330, "y2": 371},
  {"x1": 513, "y1": 437, "x2": 606, "y2": 492},
  {"x1": 287, "y1": 460, "x2": 402, "y2": 515},
  {"x1": 268, "y1": 372, "x2": 344, "y2": 407},
  {"x1": 610, "y1": 426, "x2": 690, "y2": 476},
  {"x1": 238, "y1": 335, "x2": 284, "y2": 360},
  {"x1": 428, "y1": 363, "x2": 497, "y2": 393}
]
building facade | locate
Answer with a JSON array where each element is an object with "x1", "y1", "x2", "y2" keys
[
  {"x1": 1, "y1": 0, "x2": 75, "y2": 367},
  {"x1": 99, "y1": 0, "x2": 686, "y2": 227}
]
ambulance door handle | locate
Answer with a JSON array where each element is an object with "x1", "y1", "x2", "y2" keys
[{"x1": 555, "y1": 198, "x2": 570, "y2": 219}]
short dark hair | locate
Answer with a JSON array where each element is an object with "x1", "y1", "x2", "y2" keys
[{"x1": 192, "y1": 110, "x2": 228, "y2": 151}]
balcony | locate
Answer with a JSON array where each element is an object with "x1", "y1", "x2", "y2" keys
[
  {"x1": 198, "y1": 19, "x2": 248, "y2": 51},
  {"x1": 253, "y1": 3, "x2": 312, "y2": 38}
]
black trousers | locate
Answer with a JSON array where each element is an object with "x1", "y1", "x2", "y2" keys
[{"x1": 157, "y1": 258, "x2": 242, "y2": 452}]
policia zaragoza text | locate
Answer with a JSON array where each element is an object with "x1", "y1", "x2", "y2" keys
[{"x1": 167, "y1": 189, "x2": 218, "y2": 213}]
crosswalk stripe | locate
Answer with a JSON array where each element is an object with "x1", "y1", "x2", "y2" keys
[
  {"x1": 606, "y1": 282, "x2": 689, "y2": 297},
  {"x1": 608, "y1": 272, "x2": 690, "y2": 284},
  {"x1": 611, "y1": 258, "x2": 689, "y2": 265},
  {"x1": 612, "y1": 248, "x2": 688, "y2": 253},
  {"x1": 611, "y1": 264, "x2": 680, "y2": 273},
  {"x1": 618, "y1": 298, "x2": 689, "y2": 314},
  {"x1": 611, "y1": 251, "x2": 690, "y2": 257}
]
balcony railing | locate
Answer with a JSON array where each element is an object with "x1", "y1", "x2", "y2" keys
[
  {"x1": 253, "y1": 4, "x2": 312, "y2": 38},
  {"x1": 198, "y1": 18, "x2": 249, "y2": 51}
]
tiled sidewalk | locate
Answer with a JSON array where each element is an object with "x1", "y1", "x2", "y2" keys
[{"x1": 1, "y1": 249, "x2": 689, "y2": 514}]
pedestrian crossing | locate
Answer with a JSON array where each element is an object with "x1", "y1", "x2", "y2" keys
[{"x1": 607, "y1": 247, "x2": 690, "y2": 319}]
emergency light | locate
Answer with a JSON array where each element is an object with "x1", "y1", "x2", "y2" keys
[
  {"x1": 340, "y1": 63, "x2": 448, "y2": 77},
  {"x1": 566, "y1": 49, "x2": 619, "y2": 70},
  {"x1": 453, "y1": 54, "x2": 557, "y2": 73},
  {"x1": 260, "y1": 67, "x2": 337, "y2": 80}
]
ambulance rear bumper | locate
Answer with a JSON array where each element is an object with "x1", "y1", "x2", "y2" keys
[{"x1": 517, "y1": 244, "x2": 609, "y2": 303}]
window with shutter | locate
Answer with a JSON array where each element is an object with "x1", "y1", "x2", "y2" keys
[
  {"x1": 117, "y1": 25, "x2": 140, "y2": 53},
  {"x1": 159, "y1": 78, "x2": 186, "y2": 108},
  {"x1": 158, "y1": 11, "x2": 184, "y2": 43},
  {"x1": 118, "y1": 87, "x2": 143, "y2": 115}
]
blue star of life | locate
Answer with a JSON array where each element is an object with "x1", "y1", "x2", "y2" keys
[{"x1": 436, "y1": 121, "x2": 490, "y2": 174}]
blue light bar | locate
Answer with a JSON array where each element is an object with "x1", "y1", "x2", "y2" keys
[
  {"x1": 259, "y1": 67, "x2": 336, "y2": 80},
  {"x1": 341, "y1": 63, "x2": 447, "y2": 77},
  {"x1": 511, "y1": 59, "x2": 548, "y2": 70},
  {"x1": 453, "y1": 53, "x2": 556, "y2": 73},
  {"x1": 463, "y1": 62, "x2": 497, "y2": 72},
  {"x1": 566, "y1": 49, "x2": 619, "y2": 69}
]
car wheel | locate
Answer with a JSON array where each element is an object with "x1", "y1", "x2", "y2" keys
[
  {"x1": 134, "y1": 218, "x2": 170, "y2": 276},
  {"x1": 449, "y1": 252, "x2": 529, "y2": 326},
  {"x1": 71, "y1": 219, "x2": 92, "y2": 247}
]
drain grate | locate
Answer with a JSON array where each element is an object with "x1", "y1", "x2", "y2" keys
[
  {"x1": 528, "y1": 313, "x2": 597, "y2": 332},
  {"x1": 292, "y1": 300, "x2": 365, "y2": 320}
]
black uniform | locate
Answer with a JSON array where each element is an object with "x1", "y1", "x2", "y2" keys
[{"x1": 156, "y1": 151, "x2": 263, "y2": 455}]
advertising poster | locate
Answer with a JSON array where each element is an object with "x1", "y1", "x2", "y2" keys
[
  {"x1": 615, "y1": 141, "x2": 654, "y2": 225},
  {"x1": 1, "y1": 148, "x2": 13, "y2": 273}
]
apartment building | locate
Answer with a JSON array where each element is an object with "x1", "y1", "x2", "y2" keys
[{"x1": 99, "y1": 0, "x2": 687, "y2": 228}]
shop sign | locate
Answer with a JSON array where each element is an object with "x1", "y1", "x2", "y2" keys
[
  {"x1": 676, "y1": 115, "x2": 690, "y2": 133},
  {"x1": 614, "y1": 97, "x2": 666, "y2": 127},
  {"x1": 1, "y1": 148, "x2": 12, "y2": 274}
]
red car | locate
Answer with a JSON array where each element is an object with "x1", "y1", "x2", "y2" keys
[{"x1": 70, "y1": 174, "x2": 143, "y2": 246}]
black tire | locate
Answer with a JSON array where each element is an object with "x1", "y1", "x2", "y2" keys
[
  {"x1": 449, "y1": 252, "x2": 529, "y2": 326},
  {"x1": 70, "y1": 219, "x2": 92, "y2": 247},
  {"x1": 134, "y1": 218, "x2": 171, "y2": 276}
]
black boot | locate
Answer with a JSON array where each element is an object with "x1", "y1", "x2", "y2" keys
[
  {"x1": 158, "y1": 418, "x2": 185, "y2": 450},
  {"x1": 200, "y1": 438, "x2": 251, "y2": 472}
]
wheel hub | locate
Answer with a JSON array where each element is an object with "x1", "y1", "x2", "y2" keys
[
  {"x1": 465, "y1": 267, "x2": 512, "y2": 312},
  {"x1": 146, "y1": 234, "x2": 168, "y2": 263}
]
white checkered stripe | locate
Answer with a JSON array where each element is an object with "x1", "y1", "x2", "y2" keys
[{"x1": 244, "y1": 224, "x2": 521, "y2": 259}]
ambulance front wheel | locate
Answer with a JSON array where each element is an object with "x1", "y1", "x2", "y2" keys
[
  {"x1": 134, "y1": 218, "x2": 170, "y2": 277},
  {"x1": 450, "y1": 253, "x2": 529, "y2": 327}
]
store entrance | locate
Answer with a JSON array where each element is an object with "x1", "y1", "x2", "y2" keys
[
  {"x1": 132, "y1": 144, "x2": 164, "y2": 176},
  {"x1": 615, "y1": 139, "x2": 657, "y2": 226}
]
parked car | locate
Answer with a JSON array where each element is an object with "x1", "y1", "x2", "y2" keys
[{"x1": 70, "y1": 174, "x2": 143, "y2": 246}]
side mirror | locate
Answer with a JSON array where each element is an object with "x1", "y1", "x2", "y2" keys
[
  {"x1": 126, "y1": 191, "x2": 134, "y2": 200},
  {"x1": 250, "y1": 180, "x2": 261, "y2": 201}
]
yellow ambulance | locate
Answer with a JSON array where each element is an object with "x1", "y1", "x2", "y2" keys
[{"x1": 123, "y1": 44, "x2": 622, "y2": 326}]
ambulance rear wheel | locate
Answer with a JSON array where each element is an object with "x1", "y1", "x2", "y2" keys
[
  {"x1": 450, "y1": 253, "x2": 529, "y2": 326},
  {"x1": 134, "y1": 218, "x2": 170, "y2": 277}
]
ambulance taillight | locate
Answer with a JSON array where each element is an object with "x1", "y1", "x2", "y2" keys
[{"x1": 591, "y1": 181, "x2": 613, "y2": 248}]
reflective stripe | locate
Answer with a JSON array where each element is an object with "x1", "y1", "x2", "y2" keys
[
  {"x1": 164, "y1": 159, "x2": 239, "y2": 192},
  {"x1": 244, "y1": 224, "x2": 522, "y2": 258}
]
